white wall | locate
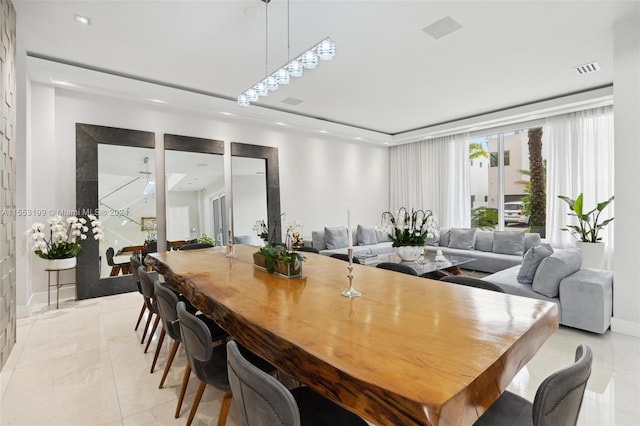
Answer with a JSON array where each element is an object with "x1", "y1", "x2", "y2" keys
[
  {"x1": 17, "y1": 86, "x2": 389, "y2": 312},
  {"x1": 612, "y1": 14, "x2": 640, "y2": 336}
]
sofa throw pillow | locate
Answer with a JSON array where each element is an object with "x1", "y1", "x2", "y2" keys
[
  {"x1": 475, "y1": 230, "x2": 494, "y2": 252},
  {"x1": 439, "y1": 228, "x2": 451, "y2": 247},
  {"x1": 448, "y1": 228, "x2": 477, "y2": 250},
  {"x1": 532, "y1": 248, "x2": 582, "y2": 297},
  {"x1": 517, "y1": 244, "x2": 554, "y2": 284},
  {"x1": 493, "y1": 231, "x2": 525, "y2": 256},
  {"x1": 425, "y1": 234, "x2": 439, "y2": 246},
  {"x1": 324, "y1": 227, "x2": 349, "y2": 250},
  {"x1": 376, "y1": 229, "x2": 391, "y2": 243},
  {"x1": 524, "y1": 233, "x2": 542, "y2": 252},
  {"x1": 311, "y1": 230, "x2": 327, "y2": 251},
  {"x1": 357, "y1": 225, "x2": 378, "y2": 245}
]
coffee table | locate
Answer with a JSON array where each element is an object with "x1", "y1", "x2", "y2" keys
[{"x1": 367, "y1": 251, "x2": 476, "y2": 278}]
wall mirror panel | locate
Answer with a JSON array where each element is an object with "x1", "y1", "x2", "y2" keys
[
  {"x1": 232, "y1": 156, "x2": 267, "y2": 245},
  {"x1": 231, "y1": 142, "x2": 281, "y2": 244},
  {"x1": 164, "y1": 134, "x2": 225, "y2": 247},
  {"x1": 76, "y1": 123, "x2": 155, "y2": 299},
  {"x1": 98, "y1": 144, "x2": 156, "y2": 278}
]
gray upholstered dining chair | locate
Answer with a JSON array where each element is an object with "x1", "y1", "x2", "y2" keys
[
  {"x1": 439, "y1": 275, "x2": 505, "y2": 292},
  {"x1": 376, "y1": 262, "x2": 418, "y2": 276},
  {"x1": 227, "y1": 340, "x2": 368, "y2": 426},
  {"x1": 329, "y1": 253, "x2": 361, "y2": 264},
  {"x1": 153, "y1": 281, "x2": 228, "y2": 398},
  {"x1": 137, "y1": 265, "x2": 160, "y2": 350},
  {"x1": 296, "y1": 246, "x2": 320, "y2": 254},
  {"x1": 177, "y1": 242, "x2": 214, "y2": 250},
  {"x1": 474, "y1": 344, "x2": 593, "y2": 426},
  {"x1": 176, "y1": 302, "x2": 274, "y2": 426},
  {"x1": 130, "y1": 254, "x2": 146, "y2": 331}
]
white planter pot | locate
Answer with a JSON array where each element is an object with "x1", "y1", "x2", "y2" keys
[
  {"x1": 575, "y1": 242, "x2": 605, "y2": 269},
  {"x1": 46, "y1": 257, "x2": 77, "y2": 271},
  {"x1": 394, "y1": 246, "x2": 423, "y2": 262}
]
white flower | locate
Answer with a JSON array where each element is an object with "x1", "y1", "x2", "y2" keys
[
  {"x1": 80, "y1": 234, "x2": 87, "y2": 240},
  {"x1": 87, "y1": 214, "x2": 97, "y2": 221},
  {"x1": 67, "y1": 216, "x2": 78, "y2": 224},
  {"x1": 78, "y1": 218, "x2": 87, "y2": 224},
  {"x1": 82, "y1": 226, "x2": 88, "y2": 232},
  {"x1": 31, "y1": 222, "x2": 45, "y2": 231}
]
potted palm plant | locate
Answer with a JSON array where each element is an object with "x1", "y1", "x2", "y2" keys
[{"x1": 558, "y1": 193, "x2": 614, "y2": 268}]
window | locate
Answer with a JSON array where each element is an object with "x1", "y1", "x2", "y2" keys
[
  {"x1": 469, "y1": 129, "x2": 545, "y2": 235},
  {"x1": 490, "y1": 151, "x2": 510, "y2": 167}
]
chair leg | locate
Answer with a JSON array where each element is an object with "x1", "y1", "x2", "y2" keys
[
  {"x1": 144, "y1": 315, "x2": 161, "y2": 353},
  {"x1": 134, "y1": 302, "x2": 146, "y2": 331},
  {"x1": 141, "y1": 311, "x2": 153, "y2": 344},
  {"x1": 159, "y1": 340, "x2": 180, "y2": 389},
  {"x1": 186, "y1": 381, "x2": 207, "y2": 426},
  {"x1": 217, "y1": 391, "x2": 233, "y2": 426},
  {"x1": 150, "y1": 328, "x2": 166, "y2": 373},
  {"x1": 175, "y1": 363, "x2": 191, "y2": 418}
]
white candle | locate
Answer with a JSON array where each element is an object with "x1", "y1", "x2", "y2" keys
[{"x1": 347, "y1": 209, "x2": 353, "y2": 249}]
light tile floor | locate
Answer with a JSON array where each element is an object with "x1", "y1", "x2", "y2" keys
[{"x1": 1, "y1": 292, "x2": 639, "y2": 426}]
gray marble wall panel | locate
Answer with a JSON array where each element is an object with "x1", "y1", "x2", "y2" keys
[{"x1": 0, "y1": 0, "x2": 15, "y2": 372}]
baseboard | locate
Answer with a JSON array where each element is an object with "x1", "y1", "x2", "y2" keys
[
  {"x1": 611, "y1": 317, "x2": 640, "y2": 337},
  {"x1": 16, "y1": 286, "x2": 77, "y2": 318}
]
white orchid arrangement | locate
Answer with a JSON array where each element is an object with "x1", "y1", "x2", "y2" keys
[{"x1": 26, "y1": 214, "x2": 104, "y2": 259}]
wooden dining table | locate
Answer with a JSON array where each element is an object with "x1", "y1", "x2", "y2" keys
[{"x1": 146, "y1": 245, "x2": 558, "y2": 426}]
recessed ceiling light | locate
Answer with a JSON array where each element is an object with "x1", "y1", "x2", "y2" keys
[
  {"x1": 74, "y1": 14, "x2": 92, "y2": 25},
  {"x1": 354, "y1": 137, "x2": 363, "y2": 141},
  {"x1": 319, "y1": 130, "x2": 328, "y2": 134},
  {"x1": 149, "y1": 98, "x2": 167, "y2": 104},
  {"x1": 275, "y1": 122, "x2": 286, "y2": 126},
  {"x1": 220, "y1": 112, "x2": 234, "y2": 116},
  {"x1": 574, "y1": 61, "x2": 601, "y2": 75},
  {"x1": 423, "y1": 16, "x2": 462, "y2": 40}
]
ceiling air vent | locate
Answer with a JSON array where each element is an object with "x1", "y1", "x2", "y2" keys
[
  {"x1": 422, "y1": 16, "x2": 463, "y2": 40},
  {"x1": 574, "y1": 62, "x2": 601, "y2": 75},
  {"x1": 282, "y1": 97, "x2": 303, "y2": 106}
]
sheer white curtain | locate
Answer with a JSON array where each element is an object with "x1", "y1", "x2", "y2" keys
[
  {"x1": 544, "y1": 106, "x2": 615, "y2": 265},
  {"x1": 390, "y1": 133, "x2": 470, "y2": 227}
]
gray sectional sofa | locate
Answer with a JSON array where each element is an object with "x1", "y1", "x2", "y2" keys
[
  {"x1": 482, "y1": 248, "x2": 613, "y2": 334},
  {"x1": 310, "y1": 226, "x2": 541, "y2": 274}
]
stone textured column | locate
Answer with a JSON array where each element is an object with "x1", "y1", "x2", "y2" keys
[{"x1": 0, "y1": 0, "x2": 16, "y2": 371}]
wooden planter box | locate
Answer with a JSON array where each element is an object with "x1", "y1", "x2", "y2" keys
[{"x1": 253, "y1": 253, "x2": 302, "y2": 278}]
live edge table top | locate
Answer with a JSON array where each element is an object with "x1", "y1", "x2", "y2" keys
[{"x1": 146, "y1": 245, "x2": 558, "y2": 426}]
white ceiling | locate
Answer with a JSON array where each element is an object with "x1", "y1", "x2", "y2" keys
[{"x1": 15, "y1": 0, "x2": 638, "y2": 138}]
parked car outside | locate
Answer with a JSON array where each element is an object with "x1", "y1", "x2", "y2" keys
[{"x1": 504, "y1": 201, "x2": 530, "y2": 225}]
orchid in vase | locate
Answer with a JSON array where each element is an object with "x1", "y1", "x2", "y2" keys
[{"x1": 26, "y1": 214, "x2": 104, "y2": 259}]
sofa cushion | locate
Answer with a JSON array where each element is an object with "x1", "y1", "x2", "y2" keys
[
  {"x1": 439, "y1": 228, "x2": 450, "y2": 247},
  {"x1": 532, "y1": 248, "x2": 582, "y2": 297},
  {"x1": 475, "y1": 230, "x2": 494, "y2": 252},
  {"x1": 425, "y1": 234, "x2": 439, "y2": 246},
  {"x1": 449, "y1": 228, "x2": 477, "y2": 250},
  {"x1": 357, "y1": 225, "x2": 378, "y2": 246},
  {"x1": 517, "y1": 244, "x2": 554, "y2": 284},
  {"x1": 311, "y1": 230, "x2": 327, "y2": 251},
  {"x1": 493, "y1": 231, "x2": 525, "y2": 256},
  {"x1": 483, "y1": 266, "x2": 562, "y2": 321},
  {"x1": 324, "y1": 227, "x2": 349, "y2": 250}
]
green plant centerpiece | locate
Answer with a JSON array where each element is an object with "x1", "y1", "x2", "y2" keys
[
  {"x1": 252, "y1": 218, "x2": 305, "y2": 277},
  {"x1": 558, "y1": 193, "x2": 614, "y2": 242}
]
